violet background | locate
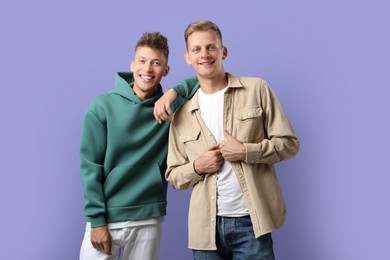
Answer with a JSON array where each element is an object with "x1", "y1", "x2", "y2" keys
[{"x1": 1, "y1": 0, "x2": 389, "y2": 259}]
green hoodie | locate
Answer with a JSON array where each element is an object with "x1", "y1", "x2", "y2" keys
[{"x1": 80, "y1": 72, "x2": 199, "y2": 227}]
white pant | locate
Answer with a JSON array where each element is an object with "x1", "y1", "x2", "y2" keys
[{"x1": 79, "y1": 223, "x2": 162, "y2": 260}]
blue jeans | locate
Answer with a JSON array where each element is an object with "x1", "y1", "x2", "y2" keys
[{"x1": 193, "y1": 216, "x2": 275, "y2": 260}]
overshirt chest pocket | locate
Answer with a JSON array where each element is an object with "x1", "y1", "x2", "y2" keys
[
  {"x1": 179, "y1": 129, "x2": 201, "y2": 144},
  {"x1": 234, "y1": 106, "x2": 265, "y2": 142},
  {"x1": 178, "y1": 128, "x2": 202, "y2": 159},
  {"x1": 235, "y1": 107, "x2": 263, "y2": 121}
]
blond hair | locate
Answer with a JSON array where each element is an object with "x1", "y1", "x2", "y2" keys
[{"x1": 184, "y1": 20, "x2": 223, "y2": 49}]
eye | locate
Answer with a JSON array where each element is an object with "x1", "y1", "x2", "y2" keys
[
  {"x1": 192, "y1": 47, "x2": 200, "y2": 53},
  {"x1": 138, "y1": 59, "x2": 146, "y2": 64}
]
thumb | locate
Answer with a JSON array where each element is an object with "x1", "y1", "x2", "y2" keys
[
  {"x1": 208, "y1": 143, "x2": 220, "y2": 151},
  {"x1": 223, "y1": 130, "x2": 232, "y2": 141}
]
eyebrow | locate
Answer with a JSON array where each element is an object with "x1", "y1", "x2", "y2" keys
[
  {"x1": 192, "y1": 42, "x2": 217, "y2": 47},
  {"x1": 136, "y1": 56, "x2": 161, "y2": 61}
]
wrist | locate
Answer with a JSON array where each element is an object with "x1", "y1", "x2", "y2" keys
[
  {"x1": 193, "y1": 160, "x2": 203, "y2": 176},
  {"x1": 240, "y1": 143, "x2": 247, "y2": 160}
]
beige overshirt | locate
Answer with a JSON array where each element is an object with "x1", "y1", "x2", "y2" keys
[{"x1": 166, "y1": 73, "x2": 300, "y2": 250}]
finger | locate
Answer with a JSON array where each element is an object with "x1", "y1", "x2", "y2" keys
[
  {"x1": 153, "y1": 106, "x2": 162, "y2": 123},
  {"x1": 159, "y1": 110, "x2": 171, "y2": 121},
  {"x1": 103, "y1": 240, "x2": 112, "y2": 255},
  {"x1": 108, "y1": 236, "x2": 112, "y2": 255},
  {"x1": 165, "y1": 105, "x2": 174, "y2": 118},
  {"x1": 223, "y1": 130, "x2": 232, "y2": 141},
  {"x1": 94, "y1": 242, "x2": 102, "y2": 252},
  {"x1": 156, "y1": 104, "x2": 173, "y2": 121},
  {"x1": 207, "y1": 143, "x2": 221, "y2": 151},
  {"x1": 155, "y1": 104, "x2": 170, "y2": 123}
]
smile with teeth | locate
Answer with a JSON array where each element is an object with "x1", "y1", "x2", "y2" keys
[
  {"x1": 199, "y1": 61, "x2": 214, "y2": 66},
  {"x1": 140, "y1": 75, "x2": 154, "y2": 80}
]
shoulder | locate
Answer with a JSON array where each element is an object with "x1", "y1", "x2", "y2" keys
[
  {"x1": 88, "y1": 92, "x2": 120, "y2": 109},
  {"x1": 84, "y1": 92, "x2": 118, "y2": 119},
  {"x1": 171, "y1": 99, "x2": 195, "y2": 128},
  {"x1": 238, "y1": 77, "x2": 268, "y2": 89},
  {"x1": 227, "y1": 73, "x2": 269, "y2": 90},
  {"x1": 173, "y1": 101, "x2": 190, "y2": 119}
]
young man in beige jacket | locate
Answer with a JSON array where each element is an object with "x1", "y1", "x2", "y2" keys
[{"x1": 162, "y1": 20, "x2": 300, "y2": 260}]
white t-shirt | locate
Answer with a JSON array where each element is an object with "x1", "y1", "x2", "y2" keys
[{"x1": 198, "y1": 87, "x2": 249, "y2": 217}]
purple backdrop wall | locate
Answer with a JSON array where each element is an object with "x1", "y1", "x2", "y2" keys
[{"x1": 1, "y1": 0, "x2": 389, "y2": 259}]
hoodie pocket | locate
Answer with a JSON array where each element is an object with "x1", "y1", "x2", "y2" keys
[{"x1": 103, "y1": 163, "x2": 166, "y2": 207}]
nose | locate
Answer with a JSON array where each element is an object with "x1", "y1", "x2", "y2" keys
[
  {"x1": 144, "y1": 62, "x2": 153, "y2": 72},
  {"x1": 200, "y1": 49, "x2": 210, "y2": 59}
]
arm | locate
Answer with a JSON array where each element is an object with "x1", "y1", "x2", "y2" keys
[
  {"x1": 80, "y1": 109, "x2": 108, "y2": 227},
  {"x1": 165, "y1": 122, "x2": 223, "y2": 190},
  {"x1": 165, "y1": 122, "x2": 201, "y2": 190},
  {"x1": 171, "y1": 76, "x2": 199, "y2": 98},
  {"x1": 245, "y1": 83, "x2": 300, "y2": 164},
  {"x1": 80, "y1": 109, "x2": 113, "y2": 254},
  {"x1": 154, "y1": 76, "x2": 199, "y2": 123}
]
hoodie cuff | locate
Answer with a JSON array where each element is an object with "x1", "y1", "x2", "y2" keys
[{"x1": 89, "y1": 215, "x2": 107, "y2": 228}]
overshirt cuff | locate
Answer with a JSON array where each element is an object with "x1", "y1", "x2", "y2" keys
[
  {"x1": 192, "y1": 161, "x2": 204, "y2": 179},
  {"x1": 244, "y1": 143, "x2": 262, "y2": 164}
]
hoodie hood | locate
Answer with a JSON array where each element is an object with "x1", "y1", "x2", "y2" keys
[{"x1": 110, "y1": 72, "x2": 164, "y2": 105}]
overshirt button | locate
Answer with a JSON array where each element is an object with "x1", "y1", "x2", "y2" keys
[
  {"x1": 208, "y1": 132, "x2": 212, "y2": 136},
  {"x1": 248, "y1": 113, "x2": 251, "y2": 116}
]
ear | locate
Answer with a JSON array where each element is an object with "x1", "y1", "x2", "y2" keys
[
  {"x1": 163, "y1": 65, "x2": 170, "y2": 77},
  {"x1": 130, "y1": 61, "x2": 134, "y2": 72},
  {"x1": 222, "y1": 46, "x2": 228, "y2": 60},
  {"x1": 184, "y1": 52, "x2": 191, "y2": 65}
]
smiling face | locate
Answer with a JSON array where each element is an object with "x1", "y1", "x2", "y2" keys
[
  {"x1": 185, "y1": 30, "x2": 227, "y2": 81},
  {"x1": 130, "y1": 46, "x2": 170, "y2": 100}
]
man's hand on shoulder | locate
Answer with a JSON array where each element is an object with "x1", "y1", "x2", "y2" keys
[{"x1": 154, "y1": 88, "x2": 177, "y2": 124}]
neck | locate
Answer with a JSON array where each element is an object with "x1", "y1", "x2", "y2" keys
[
  {"x1": 132, "y1": 85, "x2": 156, "y2": 101},
  {"x1": 198, "y1": 73, "x2": 228, "y2": 94}
]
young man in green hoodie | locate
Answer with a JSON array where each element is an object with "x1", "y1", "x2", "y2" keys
[{"x1": 79, "y1": 32, "x2": 198, "y2": 260}]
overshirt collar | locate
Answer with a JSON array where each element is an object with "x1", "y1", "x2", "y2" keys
[{"x1": 186, "y1": 72, "x2": 243, "y2": 113}]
